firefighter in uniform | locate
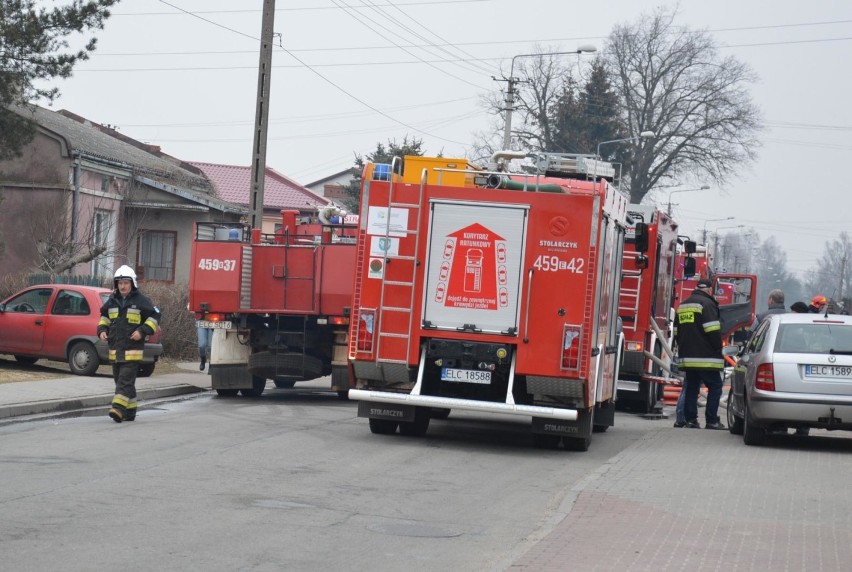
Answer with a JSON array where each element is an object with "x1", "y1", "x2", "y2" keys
[
  {"x1": 97, "y1": 265, "x2": 161, "y2": 423},
  {"x1": 673, "y1": 278, "x2": 726, "y2": 430}
]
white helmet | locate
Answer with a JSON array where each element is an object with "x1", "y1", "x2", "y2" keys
[{"x1": 113, "y1": 265, "x2": 138, "y2": 290}]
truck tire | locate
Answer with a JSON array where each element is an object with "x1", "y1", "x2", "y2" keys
[
  {"x1": 273, "y1": 379, "x2": 297, "y2": 388},
  {"x1": 68, "y1": 341, "x2": 100, "y2": 376},
  {"x1": 240, "y1": 375, "x2": 267, "y2": 398},
  {"x1": 399, "y1": 407, "x2": 430, "y2": 437},
  {"x1": 249, "y1": 351, "x2": 322, "y2": 381},
  {"x1": 532, "y1": 433, "x2": 561, "y2": 449},
  {"x1": 369, "y1": 418, "x2": 398, "y2": 434}
]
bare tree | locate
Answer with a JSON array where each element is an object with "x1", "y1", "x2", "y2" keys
[
  {"x1": 605, "y1": 6, "x2": 763, "y2": 203},
  {"x1": 804, "y1": 232, "x2": 852, "y2": 307}
]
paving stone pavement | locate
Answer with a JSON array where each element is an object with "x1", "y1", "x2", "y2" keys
[{"x1": 508, "y1": 426, "x2": 852, "y2": 571}]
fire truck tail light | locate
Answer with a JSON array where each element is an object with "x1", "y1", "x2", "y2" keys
[
  {"x1": 624, "y1": 341, "x2": 643, "y2": 352},
  {"x1": 561, "y1": 324, "x2": 582, "y2": 371},
  {"x1": 328, "y1": 316, "x2": 349, "y2": 326},
  {"x1": 755, "y1": 363, "x2": 775, "y2": 391}
]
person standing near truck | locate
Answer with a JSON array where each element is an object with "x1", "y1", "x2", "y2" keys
[
  {"x1": 98, "y1": 265, "x2": 161, "y2": 423},
  {"x1": 674, "y1": 278, "x2": 726, "y2": 430}
]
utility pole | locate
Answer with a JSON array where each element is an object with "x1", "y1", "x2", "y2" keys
[{"x1": 248, "y1": 0, "x2": 276, "y2": 230}]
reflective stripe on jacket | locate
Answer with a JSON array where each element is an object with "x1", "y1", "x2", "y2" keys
[{"x1": 97, "y1": 289, "x2": 160, "y2": 363}]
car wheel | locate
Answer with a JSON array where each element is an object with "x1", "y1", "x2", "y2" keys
[
  {"x1": 727, "y1": 388, "x2": 744, "y2": 435},
  {"x1": 137, "y1": 363, "x2": 156, "y2": 377},
  {"x1": 13, "y1": 355, "x2": 39, "y2": 365},
  {"x1": 743, "y1": 398, "x2": 766, "y2": 446},
  {"x1": 68, "y1": 341, "x2": 100, "y2": 376}
]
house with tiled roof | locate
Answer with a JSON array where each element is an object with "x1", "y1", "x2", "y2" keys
[
  {"x1": 191, "y1": 162, "x2": 330, "y2": 234},
  {"x1": 0, "y1": 104, "x2": 245, "y2": 284}
]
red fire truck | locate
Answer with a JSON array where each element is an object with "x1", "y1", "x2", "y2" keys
[
  {"x1": 616, "y1": 205, "x2": 679, "y2": 413},
  {"x1": 347, "y1": 153, "x2": 632, "y2": 450},
  {"x1": 188, "y1": 209, "x2": 357, "y2": 397}
]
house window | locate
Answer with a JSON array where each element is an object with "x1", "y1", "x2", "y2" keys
[
  {"x1": 138, "y1": 230, "x2": 176, "y2": 282},
  {"x1": 91, "y1": 210, "x2": 114, "y2": 279}
]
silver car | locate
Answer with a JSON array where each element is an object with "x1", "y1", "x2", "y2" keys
[{"x1": 727, "y1": 313, "x2": 852, "y2": 446}]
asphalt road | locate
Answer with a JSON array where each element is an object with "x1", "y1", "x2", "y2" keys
[{"x1": 0, "y1": 387, "x2": 659, "y2": 572}]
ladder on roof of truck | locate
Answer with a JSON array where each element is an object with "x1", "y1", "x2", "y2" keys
[
  {"x1": 534, "y1": 153, "x2": 616, "y2": 181},
  {"x1": 374, "y1": 156, "x2": 423, "y2": 367}
]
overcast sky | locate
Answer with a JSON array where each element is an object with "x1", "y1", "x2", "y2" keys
[{"x1": 47, "y1": 0, "x2": 852, "y2": 279}]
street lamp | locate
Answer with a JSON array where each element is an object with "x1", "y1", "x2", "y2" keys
[
  {"x1": 701, "y1": 216, "x2": 734, "y2": 244},
  {"x1": 502, "y1": 46, "x2": 597, "y2": 150},
  {"x1": 666, "y1": 185, "x2": 711, "y2": 216},
  {"x1": 596, "y1": 131, "x2": 656, "y2": 160}
]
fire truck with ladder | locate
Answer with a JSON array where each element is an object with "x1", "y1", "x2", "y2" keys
[
  {"x1": 188, "y1": 209, "x2": 357, "y2": 397},
  {"x1": 346, "y1": 152, "x2": 636, "y2": 450},
  {"x1": 616, "y1": 205, "x2": 679, "y2": 413}
]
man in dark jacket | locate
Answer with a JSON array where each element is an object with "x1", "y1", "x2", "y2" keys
[
  {"x1": 97, "y1": 265, "x2": 161, "y2": 423},
  {"x1": 674, "y1": 278, "x2": 725, "y2": 430},
  {"x1": 750, "y1": 289, "x2": 786, "y2": 330}
]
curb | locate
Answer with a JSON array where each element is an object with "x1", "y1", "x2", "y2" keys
[{"x1": 0, "y1": 384, "x2": 207, "y2": 420}]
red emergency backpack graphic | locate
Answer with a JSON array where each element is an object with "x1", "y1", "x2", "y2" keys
[{"x1": 435, "y1": 223, "x2": 507, "y2": 310}]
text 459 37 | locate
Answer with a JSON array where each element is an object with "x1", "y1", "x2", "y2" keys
[{"x1": 198, "y1": 258, "x2": 237, "y2": 271}]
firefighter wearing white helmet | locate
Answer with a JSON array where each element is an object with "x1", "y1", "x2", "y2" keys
[{"x1": 97, "y1": 265, "x2": 161, "y2": 423}]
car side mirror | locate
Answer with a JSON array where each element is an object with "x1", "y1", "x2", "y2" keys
[
  {"x1": 723, "y1": 345, "x2": 740, "y2": 357},
  {"x1": 683, "y1": 257, "x2": 696, "y2": 277},
  {"x1": 634, "y1": 254, "x2": 649, "y2": 270}
]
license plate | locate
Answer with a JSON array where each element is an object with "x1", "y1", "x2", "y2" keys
[
  {"x1": 197, "y1": 320, "x2": 232, "y2": 329},
  {"x1": 441, "y1": 367, "x2": 491, "y2": 384},
  {"x1": 805, "y1": 364, "x2": 852, "y2": 378}
]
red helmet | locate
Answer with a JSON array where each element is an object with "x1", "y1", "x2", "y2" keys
[{"x1": 811, "y1": 294, "x2": 828, "y2": 307}]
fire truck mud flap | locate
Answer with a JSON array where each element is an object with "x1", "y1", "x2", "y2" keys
[{"x1": 357, "y1": 401, "x2": 415, "y2": 422}]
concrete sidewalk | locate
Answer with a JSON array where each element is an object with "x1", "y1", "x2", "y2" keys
[{"x1": 0, "y1": 362, "x2": 211, "y2": 420}]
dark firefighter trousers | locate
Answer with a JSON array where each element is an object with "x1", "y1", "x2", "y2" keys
[{"x1": 111, "y1": 362, "x2": 139, "y2": 420}]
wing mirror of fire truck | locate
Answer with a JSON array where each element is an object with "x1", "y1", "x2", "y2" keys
[
  {"x1": 634, "y1": 254, "x2": 649, "y2": 270},
  {"x1": 683, "y1": 256, "x2": 697, "y2": 277},
  {"x1": 684, "y1": 240, "x2": 697, "y2": 254},
  {"x1": 633, "y1": 222, "x2": 649, "y2": 253}
]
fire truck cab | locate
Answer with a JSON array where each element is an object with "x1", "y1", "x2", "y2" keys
[{"x1": 347, "y1": 153, "x2": 629, "y2": 450}]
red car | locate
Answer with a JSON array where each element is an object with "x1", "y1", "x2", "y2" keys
[{"x1": 0, "y1": 284, "x2": 163, "y2": 376}]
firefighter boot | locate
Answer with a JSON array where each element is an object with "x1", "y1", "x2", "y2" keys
[
  {"x1": 108, "y1": 408, "x2": 124, "y2": 423},
  {"x1": 199, "y1": 349, "x2": 207, "y2": 371},
  {"x1": 125, "y1": 400, "x2": 138, "y2": 421}
]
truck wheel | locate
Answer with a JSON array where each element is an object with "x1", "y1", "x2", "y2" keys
[
  {"x1": 532, "y1": 433, "x2": 561, "y2": 449},
  {"x1": 430, "y1": 408, "x2": 451, "y2": 420},
  {"x1": 68, "y1": 341, "x2": 100, "y2": 376},
  {"x1": 240, "y1": 375, "x2": 266, "y2": 398},
  {"x1": 14, "y1": 355, "x2": 39, "y2": 365},
  {"x1": 216, "y1": 389, "x2": 239, "y2": 397},
  {"x1": 138, "y1": 363, "x2": 156, "y2": 377},
  {"x1": 369, "y1": 418, "x2": 399, "y2": 434},
  {"x1": 399, "y1": 407, "x2": 430, "y2": 437}
]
